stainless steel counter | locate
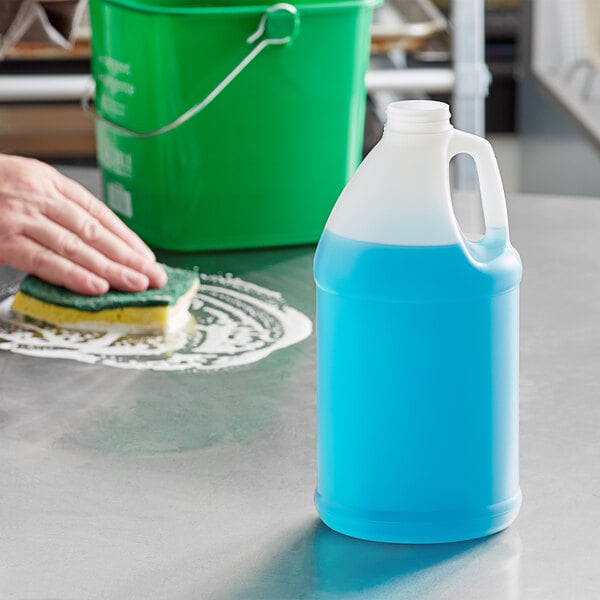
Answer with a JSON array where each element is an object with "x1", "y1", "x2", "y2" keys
[{"x1": 1, "y1": 172, "x2": 599, "y2": 599}]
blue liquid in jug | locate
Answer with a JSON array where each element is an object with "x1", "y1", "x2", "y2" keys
[{"x1": 314, "y1": 229, "x2": 522, "y2": 543}]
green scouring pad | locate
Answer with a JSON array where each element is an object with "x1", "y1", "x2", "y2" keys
[{"x1": 11, "y1": 264, "x2": 199, "y2": 334}]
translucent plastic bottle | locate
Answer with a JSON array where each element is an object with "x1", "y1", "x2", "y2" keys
[{"x1": 314, "y1": 100, "x2": 523, "y2": 544}]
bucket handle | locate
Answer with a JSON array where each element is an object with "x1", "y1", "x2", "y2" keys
[{"x1": 82, "y1": 3, "x2": 300, "y2": 139}]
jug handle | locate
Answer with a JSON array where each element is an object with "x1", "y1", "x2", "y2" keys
[{"x1": 447, "y1": 129, "x2": 510, "y2": 246}]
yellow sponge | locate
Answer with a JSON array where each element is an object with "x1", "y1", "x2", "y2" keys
[{"x1": 11, "y1": 264, "x2": 199, "y2": 334}]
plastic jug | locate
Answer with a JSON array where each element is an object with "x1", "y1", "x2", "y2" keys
[{"x1": 313, "y1": 100, "x2": 523, "y2": 544}]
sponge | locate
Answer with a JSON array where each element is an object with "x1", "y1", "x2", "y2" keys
[{"x1": 11, "y1": 264, "x2": 199, "y2": 334}]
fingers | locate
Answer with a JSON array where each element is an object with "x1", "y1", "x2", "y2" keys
[
  {"x1": 53, "y1": 174, "x2": 155, "y2": 260},
  {"x1": 42, "y1": 193, "x2": 167, "y2": 289},
  {"x1": 49, "y1": 169, "x2": 167, "y2": 290},
  {"x1": 25, "y1": 215, "x2": 152, "y2": 293},
  {"x1": 4, "y1": 235, "x2": 110, "y2": 295}
]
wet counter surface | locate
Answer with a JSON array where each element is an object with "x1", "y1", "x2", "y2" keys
[{"x1": 1, "y1": 169, "x2": 599, "y2": 599}]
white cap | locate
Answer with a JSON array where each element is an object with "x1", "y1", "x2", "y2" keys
[{"x1": 385, "y1": 100, "x2": 452, "y2": 133}]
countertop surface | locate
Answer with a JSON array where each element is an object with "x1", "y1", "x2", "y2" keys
[{"x1": 1, "y1": 169, "x2": 599, "y2": 599}]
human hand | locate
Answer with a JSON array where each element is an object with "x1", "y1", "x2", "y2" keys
[{"x1": 0, "y1": 154, "x2": 167, "y2": 295}]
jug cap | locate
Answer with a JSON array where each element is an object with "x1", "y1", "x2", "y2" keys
[{"x1": 385, "y1": 100, "x2": 452, "y2": 133}]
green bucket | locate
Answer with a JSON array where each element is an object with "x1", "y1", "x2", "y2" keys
[{"x1": 88, "y1": 0, "x2": 378, "y2": 251}]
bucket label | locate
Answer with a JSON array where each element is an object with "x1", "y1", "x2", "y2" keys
[
  {"x1": 97, "y1": 56, "x2": 131, "y2": 77},
  {"x1": 99, "y1": 95, "x2": 126, "y2": 118},
  {"x1": 96, "y1": 56, "x2": 134, "y2": 118},
  {"x1": 98, "y1": 74, "x2": 135, "y2": 98},
  {"x1": 97, "y1": 128, "x2": 133, "y2": 178},
  {"x1": 107, "y1": 182, "x2": 133, "y2": 218}
]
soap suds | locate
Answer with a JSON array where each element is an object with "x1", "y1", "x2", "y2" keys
[{"x1": 0, "y1": 274, "x2": 312, "y2": 372}]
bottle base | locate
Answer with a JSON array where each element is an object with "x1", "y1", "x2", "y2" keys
[{"x1": 315, "y1": 491, "x2": 522, "y2": 544}]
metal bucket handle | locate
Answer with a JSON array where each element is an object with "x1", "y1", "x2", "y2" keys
[{"x1": 82, "y1": 3, "x2": 300, "y2": 139}]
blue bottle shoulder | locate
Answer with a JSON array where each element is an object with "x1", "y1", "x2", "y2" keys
[{"x1": 314, "y1": 228, "x2": 522, "y2": 301}]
